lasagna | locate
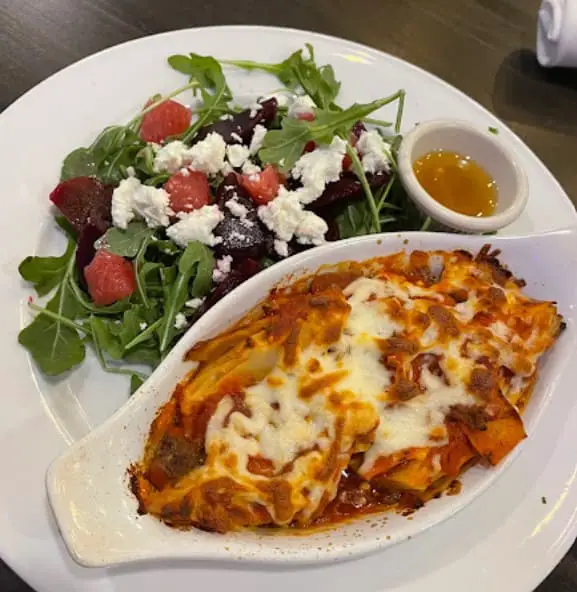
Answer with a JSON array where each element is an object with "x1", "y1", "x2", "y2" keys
[{"x1": 130, "y1": 246, "x2": 564, "y2": 533}]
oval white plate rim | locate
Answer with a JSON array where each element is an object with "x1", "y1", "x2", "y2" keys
[{"x1": 0, "y1": 24, "x2": 575, "y2": 592}]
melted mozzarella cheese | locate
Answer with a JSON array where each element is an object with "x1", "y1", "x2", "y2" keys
[{"x1": 360, "y1": 370, "x2": 476, "y2": 474}]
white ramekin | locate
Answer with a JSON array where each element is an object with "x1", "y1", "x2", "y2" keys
[{"x1": 397, "y1": 119, "x2": 529, "y2": 234}]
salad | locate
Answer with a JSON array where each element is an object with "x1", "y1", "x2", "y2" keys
[{"x1": 18, "y1": 45, "x2": 429, "y2": 393}]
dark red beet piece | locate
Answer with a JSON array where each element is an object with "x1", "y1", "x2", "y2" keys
[
  {"x1": 214, "y1": 174, "x2": 255, "y2": 210},
  {"x1": 50, "y1": 177, "x2": 113, "y2": 234},
  {"x1": 308, "y1": 171, "x2": 390, "y2": 214},
  {"x1": 75, "y1": 224, "x2": 103, "y2": 283},
  {"x1": 263, "y1": 234, "x2": 311, "y2": 261},
  {"x1": 351, "y1": 121, "x2": 367, "y2": 142},
  {"x1": 194, "y1": 98, "x2": 278, "y2": 145},
  {"x1": 213, "y1": 175, "x2": 270, "y2": 259},
  {"x1": 196, "y1": 259, "x2": 262, "y2": 316}
]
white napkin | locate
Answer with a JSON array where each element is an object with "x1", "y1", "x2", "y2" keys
[{"x1": 537, "y1": 0, "x2": 577, "y2": 67}]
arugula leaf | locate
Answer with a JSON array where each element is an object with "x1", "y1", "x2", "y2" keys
[
  {"x1": 103, "y1": 222, "x2": 155, "y2": 258},
  {"x1": 59, "y1": 125, "x2": 145, "y2": 185},
  {"x1": 260, "y1": 95, "x2": 403, "y2": 172},
  {"x1": 336, "y1": 201, "x2": 374, "y2": 239},
  {"x1": 19, "y1": 238, "x2": 75, "y2": 297},
  {"x1": 60, "y1": 148, "x2": 99, "y2": 181},
  {"x1": 168, "y1": 53, "x2": 232, "y2": 142},
  {"x1": 89, "y1": 317, "x2": 124, "y2": 360},
  {"x1": 281, "y1": 44, "x2": 340, "y2": 109},
  {"x1": 159, "y1": 241, "x2": 214, "y2": 352},
  {"x1": 124, "y1": 343, "x2": 161, "y2": 366},
  {"x1": 54, "y1": 215, "x2": 77, "y2": 239},
  {"x1": 222, "y1": 45, "x2": 340, "y2": 110},
  {"x1": 18, "y1": 270, "x2": 87, "y2": 376},
  {"x1": 130, "y1": 373, "x2": 145, "y2": 394},
  {"x1": 259, "y1": 118, "x2": 310, "y2": 173}
]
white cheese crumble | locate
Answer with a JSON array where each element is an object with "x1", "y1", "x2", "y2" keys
[
  {"x1": 213, "y1": 255, "x2": 233, "y2": 283},
  {"x1": 230, "y1": 131, "x2": 243, "y2": 143},
  {"x1": 291, "y1": 136, "x2": 346, "y2": 205},
  {"x1": 152, "y1": 133, "x2": 228, "y2": 176},
  {"x1": 111, "y1": 177, "x2": 172, "y2": 229},
  {"x1": 274, "y1": 239, "x2": 289, "y2": 257},
  {"x1": 356, "y1": 130, "x2": 391, "y2": 174},
  {"x1": 174, "y1": 313, "x2": 188, "y2": 330},
  {"x1": 295, "y1": 211, "x2": 329, "y2": 245},
  {"x1": 258, "y1": 188, "x2": 305, "y2": 241},
  {"x1": 225, "y1": 197, "x2": 249, "y2": 219},
  {"x1": 166, "y1": 205, "x2": 224, "y2": 247},
  {"x1": 287, "y1": 95, "x2": 316, "y2": 118},
  {"x1": 226, "y1": 144, "x2": 250, "y2": 168},
  {"x1": 249, "y1": 101, "x2": 263, "y2": 118},
  {"x1": 126, "y1": 166, "x2": 136, "y2": 177},
  {"x1": 258, "y1": 187, "x2": 327, "y2": 245},
  {"x1": 249, "y1": 124, "x2": 267, "y2": 155},
  {"x1": 187, "y1": 132, "x2": 227, "y2": 175},
  {"x1": 139, "y1": 322, "x2": 148, "y2": 331},
  {"x1": 186, "y1": 297, "x2": 205, "y2": 309},
  {"x1": 242, "y1": 160, "x2": 262, "y2": 175},
  {"x1": 153, "y1": 140, "x2": 189, "y2": 174}
]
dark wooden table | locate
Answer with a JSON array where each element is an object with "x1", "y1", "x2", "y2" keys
[{"x1": 1, "y1": 0, "x2": 576, "y2": 590}]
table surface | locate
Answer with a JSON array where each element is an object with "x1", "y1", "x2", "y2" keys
[{"x1": 1, "y1": 0, "x2": 576, "y2": 590}]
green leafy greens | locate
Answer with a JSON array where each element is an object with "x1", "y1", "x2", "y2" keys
[{"x1": 19, "y1": 44, "x2": 433, "y2": 396}]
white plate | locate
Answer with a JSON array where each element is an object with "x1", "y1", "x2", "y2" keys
[{"x1": 1, "y1": 25, "x2": 576, "y2": 592}]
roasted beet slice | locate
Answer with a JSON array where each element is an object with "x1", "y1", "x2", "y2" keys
[
  {"x1": 194, "y1": 98, "x2": 278, "y2": 145},
  {"x1": 214, "y1": 174, "x2": 255, "y2": 212},
  {"x1": 198, "y1": 259, "x2": 262, "y2": 315},
  {"x1": 263, "y1": 234, "x2": 311, "y2": 261},
  {"x1": 351, "y1": 121, "x2": 367, "y2": 142},
  {"x1": 50, "y1": 176, "x2": 113, "y2": 234},
  {"x1": 308, "y1": 171, "x2": 390, "y2": 214},
  {"x1": 213, "y1": 214, "x2": 268, "y2": 260},
  {"x1": 213, "y1": 174, "x2": 270, "y2": 259},
  {"x1": 75, "y1": 224, "x2": 103, "y2": 282}
]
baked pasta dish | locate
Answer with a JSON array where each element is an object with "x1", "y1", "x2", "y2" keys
[{"x1": 130, "y1": 246, "x2": 564, "y2": 533}]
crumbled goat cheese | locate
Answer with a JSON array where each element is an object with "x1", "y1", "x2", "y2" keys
[
  {"x1": 258, "y1": 188, "x2": 305, "y2": 242},
  {"x1": 153, "y1": 140, "x2": 189, "y2": 174},
  {"x1": 220, "y1": 113, "x2": 233, "y2": 121},
  {"x1": 187, "y1": 132, "x2": 227, "y2": 175},
  {"x1": 356, "y1": 130, "x2": 391, "y2": 174},
  {"x1": 212, "y1": 255, "x2": 233, "y2": 282},
  {"x1": 249, "y1": 124, "x2": 268, "y2": 155},
  {"x1": 126, "y1": 166, "x2": 136, "y2": 177},
  {"x1": 288, "y1": 95, "x2": 316, "y2": 118},
  {"x1": 291, "y1": 136, "x2": 346, "y2": 204},
  {"x1": 249, "y1": 102, "x2": 263, "y2": 118},
  {"x1": 274, "y1": 239, "x2": 289, "y2": 257},
  {"x1": 139, "y1": 322, "x2": 148, "y2": 331},
  {"x1": 166, "y1": 205, "x2": 224, "y2": 247},
  {"x1": 221, "y1": 162, "x2": 234, "y2": 176},
  {"x1": 174, "y1": 313, "x2": 188, "y2": 330},
  {"x1": 186, "y1": 297, "x2": 205, "y2": 309},
  {"x1": 226, "y1": 144, "x2": 250, "y2": 168},
  {"x1": 295, "y1": 211, "x2": 328, "y2": 245},
  {"x1": 242, "y1": 160, "x2": 262, "y2": 175},
  {"x1": 111, "y1": 177, "x2": 172, "y2": 229},
  {"x1": 230, "y1": 132, "x2": 243, "y2": 143},
  {"x1": 225, "y1": 197, "x2": 249, "y2": 219}
]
